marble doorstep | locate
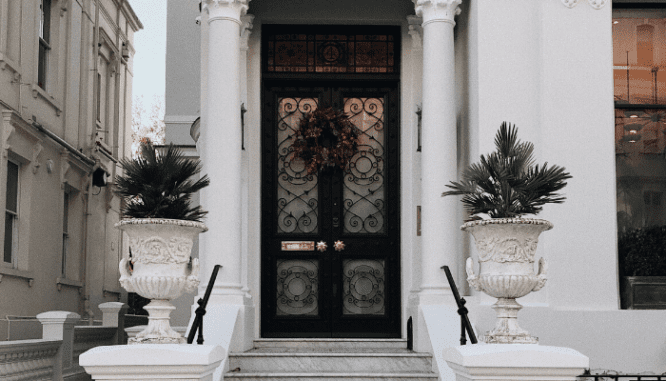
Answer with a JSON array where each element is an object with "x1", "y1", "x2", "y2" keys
[
  {"x1": 253, "y1": 339, "x2": 409, "y2": 351},
  {"x1": 224, "y1": 373, "x2": 439, "y2": 381},
  {"x1": 229, "y1": 352, "x2": 433, "y2": 373},
  {"x1": 225, "y1": 339, "x2": 439, "y2": 381}
]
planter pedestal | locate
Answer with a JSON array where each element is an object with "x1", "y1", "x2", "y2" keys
[
  {"x1": 80, "y1": 344, "x2": 224, "y2": 381},
  {"x1": 444, "y1": 344, "x2": 588, "y2": 381}
]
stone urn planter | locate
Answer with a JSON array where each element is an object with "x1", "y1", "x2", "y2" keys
[
  {"x1": 464, "y1": 218, "x2": 551, "y2": 344},
  {"x1": 116, "y1": 218, "x2": 207, "y2": 344}
]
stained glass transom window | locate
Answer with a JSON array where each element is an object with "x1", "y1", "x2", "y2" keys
[{"x1": 264, "y1": 26, "x2": 398, "y2": 74}]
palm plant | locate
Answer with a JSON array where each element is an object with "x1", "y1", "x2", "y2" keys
[
  {"x1": 115, "y1": 141, "x2": 210, "y2": 221},
  {"x1": 442, "y1": 122, "x2": 572, "y2": 218}
]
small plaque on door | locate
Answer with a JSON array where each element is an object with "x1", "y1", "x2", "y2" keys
[{"x1": 281, "y1": 241, "x2": 315, "y2": 251}]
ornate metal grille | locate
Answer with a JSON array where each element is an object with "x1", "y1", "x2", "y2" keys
[
  {"x1": 343, "y1": 259, "x2": 386, "y2": 315},
  {"x1": 277, "y1": 97, "x2": 319, "y2": 234},
  {"x1": 276, "y1": 259, "x2": 319, "y2": 316},
  {"x1": 265, "y1": 28, "x2": 397, "y2": 74},
  {"x1": 343, "y1": 97, "x2": 386, "y2": 234}
]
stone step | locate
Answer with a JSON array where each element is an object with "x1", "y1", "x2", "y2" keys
[
  {"x1": 251, "y1": 338, "x2": 409, "y2": 352},
  {"x1": 223, "y1": 372, "x2": 439, "y2": 381},
  {"x1": 228, "y1": 352, "x2": 433, "y2": 374}
]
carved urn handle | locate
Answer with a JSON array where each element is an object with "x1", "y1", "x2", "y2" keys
[{"x1": 465, "y1": 257, "x2": 483, "y2": 292}]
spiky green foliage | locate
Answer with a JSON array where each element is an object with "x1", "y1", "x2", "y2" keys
[
  {"x1": 115, "y1": 142, "x2": 210, "y2": 221},
  {"x1": 442, "y1": 122, "x2": 572, "y2": 218}
]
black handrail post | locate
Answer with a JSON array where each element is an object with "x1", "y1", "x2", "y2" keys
[
  {"x1": 441, "y1": 265, "x2": 478, "y2": 345},
  {"x1": 187, "y1": 264, "x2": 222, "y2": 345}
]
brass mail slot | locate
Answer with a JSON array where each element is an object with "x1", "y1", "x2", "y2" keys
[{"x1": 281, "y1": 241, "x2": 315, "y2": 251}]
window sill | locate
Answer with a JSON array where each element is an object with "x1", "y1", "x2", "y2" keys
[
  {"x1": 56, "y1": 276, "x2": 83, "y2": 292},
  {"x1": 0, "y1": 267, "x2": 35, "y2": 286},
  {"x1": 31, "y1": 84, "x2": 62, "y2": 116}
]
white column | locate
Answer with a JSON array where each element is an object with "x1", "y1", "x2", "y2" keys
[
  {"x1": 200, "y1": 0, "x2": 249, "y2": 301},
  {"x1": 415, "y1": 0, "x2": 461, "y2": 302}
]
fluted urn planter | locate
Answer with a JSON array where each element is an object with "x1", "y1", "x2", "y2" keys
[
  {"x1": 464, "y1": 218, "x2": 551, "y2": 344},
  {"x1": 116, "y1": 218, "x2": 207, "y2": 344}
]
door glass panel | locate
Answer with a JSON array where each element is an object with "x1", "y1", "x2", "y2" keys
[
  {"x1": 343, "y1": 97, "x2": 386, "y2": 234},
  {"x1": 342, "y1": 259, "x2": 385, "y2": 315},
  {"x1": 277, "y1": 97, "x2": 319, "y2": 234},
  {"x1": 265, "y1": 29, "x2": 397, "y2": 74},
  {"x1": 276, "y1": 259, "x2": 319, "y2": 316}
]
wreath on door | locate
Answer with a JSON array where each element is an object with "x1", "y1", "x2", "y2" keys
[{"x1": 292, "y1": 107, "x2": 360, "y2": 175}]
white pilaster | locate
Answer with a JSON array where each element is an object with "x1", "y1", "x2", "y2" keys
[
  {"x1": 414, "y1": 0, "x2": 461, "y2": 303},
  {"x1": 240, "y1": 14, "x2": 254, "y2": 298},
  {"x1": 200, "y1": 0, "x2": 250, "y2": 302}
]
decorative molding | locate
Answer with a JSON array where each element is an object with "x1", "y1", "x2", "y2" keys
[
  {"x1": 32, "y1": 143, "x2": 43, "y2": 174},
  {"x1": 407, "y1": 16, "x2": 423, "y2": 50},
  {"x1": 588, "y1": 0, "x2": 608, "y2": 9},
  {"x1": 413, "y1": 0, "x2": 462, "y2": 26},
  {"x1": 561, "y1": 0, "x2": 580, "y2": 8},
  {"x1": 240, "y1": 14, "x2": 255, "y2": 51},
  {"x1": 202, "y1": 0, "x2": 250, "y2": 24},
  {"x1": 561, "y1": 0, "x2": 607, "y2": 9}
]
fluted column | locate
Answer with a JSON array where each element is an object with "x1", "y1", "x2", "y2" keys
[
  {"x1": 414, "y1": 0, "x2": 461, "y2": 302},
  {"x1": 200, "y1": 0, "x2": 249, "y2": 300}
]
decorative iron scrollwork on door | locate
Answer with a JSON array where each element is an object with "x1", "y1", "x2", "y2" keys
[
  {"x1": 343, "y1": 259, "x2": 386, "y2": 315},
  {"x1": 343, "y1": 97, "x2": 386, "y2": 234},
  {"x1": 277, "y1": 97, "x2": 319, "y2": 234},
  {"x1": 276, "y1": 259, "x2": 319, "y2": 316}
]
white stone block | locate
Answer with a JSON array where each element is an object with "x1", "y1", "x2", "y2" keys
[
  {"x1": 444, "y1": 344, "x2": 589, "y2": 381},
  {"x1": 80, "y1": 344, "x2": 225, "y2": 380}
]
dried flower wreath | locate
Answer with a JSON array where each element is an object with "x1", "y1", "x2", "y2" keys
[{"x1": 292, "y1": 107, "x2": 360, "y2": 174}]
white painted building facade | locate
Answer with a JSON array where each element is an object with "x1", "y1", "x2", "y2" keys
[
  {"x1": 0, "y1": 0, "x2": 141, "y2": 338},
  {"x1": 165, "y1": 0, "x2": 666, "y2": 375}
]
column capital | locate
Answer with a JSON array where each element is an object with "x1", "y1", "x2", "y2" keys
[
  {"x1": 202, "y1": 0, "x2": 250, "y2": 25},
  {"x1": 414, "y1": 0, "x2": 462, "y2": 27},
  {"x1": 240, "y1": 14, "x2": 255, "y2": 51}
]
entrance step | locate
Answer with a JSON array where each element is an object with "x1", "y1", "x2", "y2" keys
[{"x1": 224, "y1": 339, "x2": 438, "y2": 381}]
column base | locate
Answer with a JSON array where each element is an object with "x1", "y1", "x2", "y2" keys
[{"x1": 444, "y1": 344, "x2": 589, "y2": 381}]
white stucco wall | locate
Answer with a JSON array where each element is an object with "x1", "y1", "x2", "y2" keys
[{"x1": 164, "y1": 0, "x2": 666, "y2": 373}]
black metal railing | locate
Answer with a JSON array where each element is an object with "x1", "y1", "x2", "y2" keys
[
  {"x1": 187, "y1": 264, "x2": 222, "y2": 345},
  {"x1": 579, "y1": 370, "x2": 666, "y2": 381},
  {"x1": 442, "y1": 265, "x2": 478, "y2": 345}
]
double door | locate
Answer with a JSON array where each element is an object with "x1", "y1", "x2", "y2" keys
[{"x1": 261, "y1": 82, "x2": 401, "y2": 337}]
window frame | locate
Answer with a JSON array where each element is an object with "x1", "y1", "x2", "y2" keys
[
  {"x1": 38, "y1": 0, "x2": 52, "y2": 90},
  {"x1": 3, "y1": 160, "x2": 20, "y2": 269}
]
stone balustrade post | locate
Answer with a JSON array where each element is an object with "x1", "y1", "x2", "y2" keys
[
  {"x1": 36, "y1": 311, "x2": 80, "y2": 380},
  {"x1": 80, "y1": 344, "x2": 225, "y2": 381},
  {"x1": 444, "y1": 345, "x2": 589, "y2": 381},
  {"x1": 98, "y1": 302, "x2": 127, "y2": 344}
]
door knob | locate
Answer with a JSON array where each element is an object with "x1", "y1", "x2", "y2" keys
[
  {"x1": 316, "y1": 241, "x2": 328, "y2": 252},
  {"x1": 334, "y1": 240, "x2": 345, "y2": 251}
]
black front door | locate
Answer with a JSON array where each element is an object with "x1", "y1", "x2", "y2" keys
[{"x1": 261, "y1": 82, "x2": 400, "y2": 337}]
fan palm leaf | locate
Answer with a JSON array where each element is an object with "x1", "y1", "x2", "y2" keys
[
  {"x1": 115, "y1": 141, "x2": 210, "y2": 221},
  {"x1": 442, "y1": 122, "x2": 571, "y2": 218}
]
